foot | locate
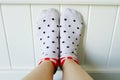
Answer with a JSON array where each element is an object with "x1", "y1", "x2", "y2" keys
[
  {"x1": 36, "y1": 8, "x2": 59, "y2": 69},
  {"x1": 60, "y1": 8, "x2": 83, "y2": 67}
]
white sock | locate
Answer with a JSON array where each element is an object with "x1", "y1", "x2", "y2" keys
[
  {"x1": 60, "y1": 8, "x2": 83, "y2": 66},
  {"x1": 36, "y1": 8, "x2": 59, "y2": 68}
]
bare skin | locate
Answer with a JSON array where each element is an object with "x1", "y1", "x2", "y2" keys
[
  {"x1": 23, "y1": 59, "x2": 93, "y2": 80},
  {"x1": 22, "y1": 60, "x2": 54, "y2": 80},
  {"x1": 62, "y1": 59, "x2": 93, "y2": 80}
]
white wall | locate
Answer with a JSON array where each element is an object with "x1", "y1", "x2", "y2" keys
[{"x1": 0, "y1": 0, "x2": 120, "y2": 80}]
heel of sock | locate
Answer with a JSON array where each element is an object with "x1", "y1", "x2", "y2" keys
[
  {"x1": 38, "y1": 58, "x2": 58, "y2": 73},
  {"x1": 60, "y1": 56, "x2": 79, "y2": 67}
]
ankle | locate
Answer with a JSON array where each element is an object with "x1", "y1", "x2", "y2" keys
[
  {"x1": 39, "y1": 58, "x2": 58, "y2": 73},
  {"x1": 60, "y1": 56, "x2": 79, "y2": 68},
  {"x1": 62, "y1": 59, "x2": 79, "y2": 69}
]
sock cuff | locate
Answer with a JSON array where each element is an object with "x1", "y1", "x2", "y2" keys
[
  {"x1": 60, "y1": 56, "x2": 79, "y2": 67},
  {"x1": 38, "y1": 58, "x2": 58, "y2": 73}
]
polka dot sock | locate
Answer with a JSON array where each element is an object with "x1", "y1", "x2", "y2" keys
[
  {"x1": 60, "y1": 8, "x2": 83, "y2": 67},
  {"x1": 36, "y1": 8, "x2": 59, "y2": 69}
]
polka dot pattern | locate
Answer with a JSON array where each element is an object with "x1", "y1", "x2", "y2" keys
[
  {"x1": 60, "y1": 8, "x2": 83, "y2": 60},
  {"x1": 64, "y1": 18, "x2": 67, "y2": 21},
  {"x1": 37, "y1": 9, "x2": 59, "y2": 60},
  {"x1": 43, "y1": 19, "x2": 46, "y2": 22}
]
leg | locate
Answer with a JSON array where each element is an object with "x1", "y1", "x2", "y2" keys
[
  {"x1": 60, "y1": 8, "x2": 93, "y2": 80},
  {"x1": 22, "y1": 60, "x2": 54, "y2": 80},
  {"x1": 62, "y1": 59, "x2": 93, "y2": 80},
  {"x1": 23, "y1": 8, "x2": 59, "y2": 80}
]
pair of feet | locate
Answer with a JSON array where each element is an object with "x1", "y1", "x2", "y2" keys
[{"x1": 37, "y1": 8, "x2": 83, "y2": 70}]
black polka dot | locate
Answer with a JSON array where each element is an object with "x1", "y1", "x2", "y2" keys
[
  {"x1": 72, "y1": 51, "x2": 74, "y2": 54},
  {"x1": 59, "y1": 25, "x2": 62, "y2": 27},
  {"x1": 52, "y1": 30, "x2": 55, "y2": 32},
  {"x1": 43, "y1": 31, "x2": 45, "y2": 34},
  {"x1": 40, "y1": 38, "x2": 42, "y2": 40},
  {"x1": 62, "y1": 41, "x2": 65, "y2": 43},
  {"x1": 76, "y1": 38, "x2": 78, "y2": 40},
  {"x1": 47, "y1": 24, "x2": 50, "y2": 27},
  {"x1": 52, "y1": 18, "x2": 55, "y2": 20},
  {"x1": 73, "y1": 20, "x2": 76, "y2": 22},
  {"x1": 72, "y1": 42, "x2": 74, "y2": 44},
  {"x1": 52, "y1": 41, "x2": 55, "y2": 43},
  {"x1": 64, "y1": 18, "x2": 67, "y2": 21},
  {"x1": 57, "y1": 25, "x2": 59, "y2": 27},
  {"x1": 64, "y1": 30, "x2": 66, "y2": 33},
  {"x1": 43, "y1": 42, "x2": 45, "y2": 44},
  {"x1": 67, "y1": 46, "x2": 69, "y2": 48},
  {"x1": 56, "y1": 36, "x2": 59, "y2": 39},
  {"x1": 57, "y1": 47, "x2": 59, "y2": 49},
  {"x1": 38, "y1": 27, "x2": 41, "y2": 29},
  {"x1": 53, "y1": 51, "x2": 55, "y2": 53},
  {"x1": 77, "y1": 27, "x2": 79, "y2": 29},
  {"x1": 72, "y1": 31, "x2": 75, "y2": 34},
  {"x1": 68, "y1": 36, "x2": 70, "y2": 38},
  {"x1": 60, "y1": 51, "x2": 62, "y2": 53},
  {"x1": 68, "y1": 25, "x2": 71, "y2": 27},
  {"x1": 46, "y1": 46, "x2": 49, "y2": 48},
  {"x1": 43, "y1": 19, "x2": 46, "y2": 22},
  {"x1": 47, "y1": 36, "x2": 50, "y2": 38}
]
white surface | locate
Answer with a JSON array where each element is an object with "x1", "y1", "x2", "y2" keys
[
  {"x1": 1, "y1": 5, "x2": 35, "y2": 69},
  {"x1": 108, "y1": 7, "x2": 120, "y2": 68},
  {"x1": 0, "y1": 0, "x2": 120, "y2": 5},
  {"x1": 0, "y1": 4, "x2": 120, "y2": 70},
  {"x1": 0, "y1": 6, "x2": 10, "y2": 69},
  {"x1": 85, "y1": 6, "x2": 117, "y2": 69},
  {"x1": 0, "y1": 2, "x2": 120, "y2": 80}
]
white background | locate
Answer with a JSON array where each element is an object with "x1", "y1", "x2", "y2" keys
[{"x1": 0, "y1": 0, "x2": 120, "y2": 80}]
